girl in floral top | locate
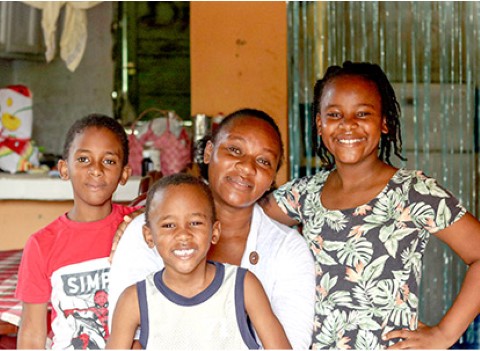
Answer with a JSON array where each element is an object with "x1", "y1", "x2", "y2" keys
[{"x1": 261, "y1": 61, "x2": 480, "y2": 349}]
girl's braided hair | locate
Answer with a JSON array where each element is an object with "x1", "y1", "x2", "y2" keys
[{"x1": 312, "y1": 61, "x2": 404, "y2": 169}]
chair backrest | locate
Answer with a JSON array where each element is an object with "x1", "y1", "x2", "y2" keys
[
  {"x1": 129, "y1": 192, "x2": 147, "y2": 207},
  {"x1": 129, "y1": 170, "x2": 163, "y2": 207}
]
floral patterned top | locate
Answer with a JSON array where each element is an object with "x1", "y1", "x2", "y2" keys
[{"x1": 273, "y1": 169, "x2": 466, "y2": 349}]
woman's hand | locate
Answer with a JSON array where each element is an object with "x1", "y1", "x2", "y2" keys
[
  {"x1": 109, "y1": 208, "x2": 145, "y2": 263},
  {"x1": 384, "y1": 322, "x2": 455, "y2": 350}
]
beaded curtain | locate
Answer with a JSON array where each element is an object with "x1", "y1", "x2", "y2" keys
[{"x1": 287, "y1": 2, "x2": 479, "y2": 347}]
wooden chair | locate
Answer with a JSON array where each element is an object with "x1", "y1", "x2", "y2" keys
[
  {"x1": 0, "y1": 322, "x2": 17, "y2": 336},
  {"x1": 129, "y1": 170, "x2": 163, "y2": 207}
]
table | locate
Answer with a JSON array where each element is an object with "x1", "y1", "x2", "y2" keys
[{"x1": 0, "y1": 249, "x2": 22, "y2": 335}]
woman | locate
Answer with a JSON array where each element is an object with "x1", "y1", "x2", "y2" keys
[{"x1": 108, "y1": 109, "x2": 316, "y2": 349}]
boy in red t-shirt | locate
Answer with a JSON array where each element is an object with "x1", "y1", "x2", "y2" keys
[{"x1": 16, "y1": 114, "x2": 138, "y2": 349}]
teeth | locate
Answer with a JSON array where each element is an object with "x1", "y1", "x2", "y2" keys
[
  {"x1": 173, "y1": 249, "x2": 194, "y2": 257},
  {"x1": 338, "y1": 138, "x2": 364, "y2": 144},
  {"x1": 229, "y1": 177, "x2": 252, "y2": 188}
]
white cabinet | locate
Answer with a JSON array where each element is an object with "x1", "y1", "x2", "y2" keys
[{"x1": 0, "y1": 1, "x2": 44, "y2": 59}]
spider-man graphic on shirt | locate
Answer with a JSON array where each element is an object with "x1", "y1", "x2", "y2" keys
[{"x1": 61, "y1": 289, "x2": 109, "y2": 349}]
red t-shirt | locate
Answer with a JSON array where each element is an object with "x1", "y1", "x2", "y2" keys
[{"x1": 16, "y1": 204, "x2": 138, "y2": 349}]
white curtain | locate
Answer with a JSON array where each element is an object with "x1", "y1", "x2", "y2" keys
[{"x1": 23, "y1": 1, "x2": 102, "y2": 71}]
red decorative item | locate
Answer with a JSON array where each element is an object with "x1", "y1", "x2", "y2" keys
[
  {"x1": 127, "y1": 108, "x2": 191, "y2": 176},
  {"x1": 6, "y1": 85, "x2": 31, "y2": 98},
  {"x1": 152, "y1": 116, "x2": 191, "y2": 176}
]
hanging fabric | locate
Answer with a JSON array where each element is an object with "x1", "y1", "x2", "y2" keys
[{"x1": 22, "y1": 1, "x2": 102, "y2": 71}]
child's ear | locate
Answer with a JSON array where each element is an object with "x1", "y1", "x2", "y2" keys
[
  {"x1": 143, "y1": 224, "x2": 155, "y2": 248},
  {"x1": 211, "y1": 220, "x2": 221, "y2": 245},
  {"x1": 315, "y1": 113, "x2": 322, "y2": 136},
  {"x1": 381, "y1": 117, "x2": 389, "y2": 134},
  {"x1": 203, "y1": 141, "x2": 214, "y2": 165},
  {"x1": 58, "y1": 159, "x2": 69, "y2": 180},
  {"x1": 119, "y1": 164, "x2": 132, "y2": 185}
]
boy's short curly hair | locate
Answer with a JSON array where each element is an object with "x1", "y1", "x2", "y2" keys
[
  {"x1": 63, "y1": 114, "x2": 129, "y2": 166},
  {"x1": 145, "y1": 173, "x2": 216, "y2": 226}
]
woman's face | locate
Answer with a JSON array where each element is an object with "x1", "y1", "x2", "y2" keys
[{"x1": 204, "y1": 116, "x2": 282, "y2": 209}]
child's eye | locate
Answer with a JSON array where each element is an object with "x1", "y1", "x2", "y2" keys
[
  {"x1": 103, "y1": 159, "x2": 116, "y2": 165},
  {"x1": 357, "y1": 111, "x2": 370, "y2": 118},
  {"x1": 191, "y1": 221, "x2": 204, "y2": 227},
  {"x1": 77, "y1": 156, "x2": 89, "y2": 163},
  {"x1": 161, "y1": 223, "x2": 175, "y2": 229},
  {"x1": 326, "y1": 112, "x2": 342, "y2": 119},
  {"x1": 258, "y1": 158, "x2": 272, "y2": 167},
  {"x1": 227, "y1": 146, "x2": 241, "y2": 155}
]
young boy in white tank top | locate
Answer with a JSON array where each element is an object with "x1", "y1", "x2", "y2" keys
[{"x1": 106, "y1": 173, "x2": 291, "y2": 350}]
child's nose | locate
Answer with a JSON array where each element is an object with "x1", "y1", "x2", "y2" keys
[
  {"x1": 341, "y1": 116, "x2": 358, "y2": 130},
  {"x1": 88, "y1": 161, "x2": 104, "y2": 176},
  {"x1": 176, "y1": 228, "x2": 193, "y2": 242}
]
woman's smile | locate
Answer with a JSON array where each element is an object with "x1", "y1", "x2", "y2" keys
[{"x1": 226, "y1": 175, "x2": 253, "y2": 190}]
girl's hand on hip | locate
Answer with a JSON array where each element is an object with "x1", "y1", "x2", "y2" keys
[{"x1": 384, "y1": 322, "x2": 453, "y2": 350}]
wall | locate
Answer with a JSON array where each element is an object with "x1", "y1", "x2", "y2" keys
[
  {"x1": 9, "y1": 2, "x2": 114, "y2": 156},
  {"x1": 0, "y1": 201, "x2": 72, "y2": 250},
  {"x1": 190, "y1": 1, "x2": 289, "y2": 185},
  {"x1": 0, "y1": 2, "x2": 115, "y2": 250},
  {"x1": 0, "y1": 59, "x2": 12, "y2": 82}
]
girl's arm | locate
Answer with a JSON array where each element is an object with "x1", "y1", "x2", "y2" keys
[
  {"x1": 106, "y1": 285, "x2": 141, "y2": 349},
  {"x1": 385, "y1": 212, "x2": 480, "y2": 349},
  {"x1": 17, "y1": 302, "x2": 48, "y2": 349},
  {"x1": 244, "y1": 271, "x2": 292, "y2": 349},
  {"x1": 259, "y1": 193, "x2": 299, "y2": 227}
]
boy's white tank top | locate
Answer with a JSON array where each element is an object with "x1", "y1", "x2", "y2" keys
[{"x1": 137, "y1": 261, "x2": 260, "y2": 349}]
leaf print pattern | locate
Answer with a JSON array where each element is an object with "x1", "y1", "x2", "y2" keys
[
  {"x1": 337, "y1": 237, "x2": 373, "y2": 267},
  {"x1": 414, "y1": 177, "x2": 450, "y2": 198},
  {"x1": 435, "y1": 199, "x2": 452, "y2": 233},
  {"x1": 274, "y1": 169, "x2": 466, "y2": 349},
  {"x1": 355, "y1": 330, "x2": 380, "y2": 350},
  {"x1": 379, "y1": 225, "x2": 416, "y2": 258},
  {"x1": 314, "y1": 310, "x2": 349, "y2": 349},
  {"x1": 362, "y1": 255, "x2": 389, "y2": 282}
]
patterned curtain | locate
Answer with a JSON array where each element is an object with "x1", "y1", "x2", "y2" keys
[{"x1": 287, "y1": 2, "x2": 480, "y2": 347}]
